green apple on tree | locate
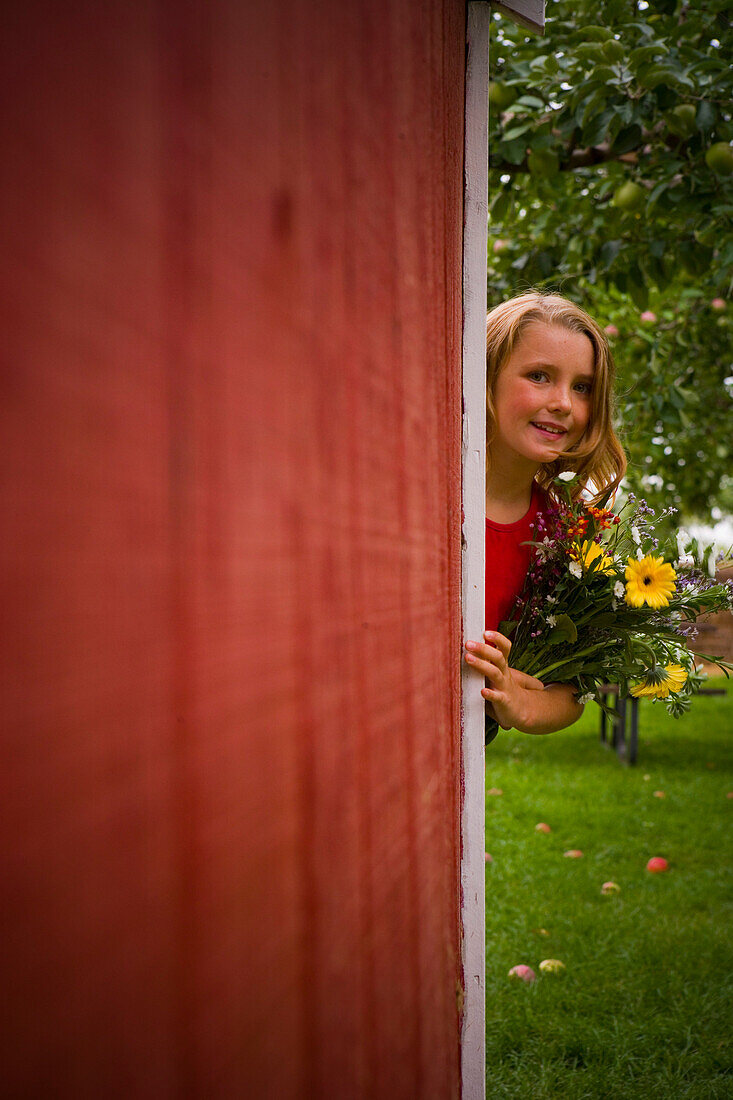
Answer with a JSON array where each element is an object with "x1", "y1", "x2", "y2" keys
[
  {"x1": 528, "y1": 149, "x2": 559, "y2": 178},
  {"x1": 488, "y1": 81, "x2": 517, "y2": 111},
  {"x1": 705, "y1": 142, "x2": 733, "y2": 176},
  {"x1": 666, "y1": 103, "x2": 697, "y2": 139},
  {"x1": 613, "y1": 181, "x2": 645, "y2": 211}
]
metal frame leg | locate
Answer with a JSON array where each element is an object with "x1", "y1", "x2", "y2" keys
[{"x1": 628, "y1": 697, "x2": 639, "y2": 765}]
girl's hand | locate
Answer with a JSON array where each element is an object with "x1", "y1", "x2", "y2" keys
[{"x1": 464, "y1": 630, "x2": 544, "y2": 730}]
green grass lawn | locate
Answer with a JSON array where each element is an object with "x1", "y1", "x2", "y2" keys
[{"x1": 485, "y1": 678, "x2": 733, "y2": 1099}]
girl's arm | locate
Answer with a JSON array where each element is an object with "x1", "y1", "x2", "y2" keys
[{"x1": 464, "y1": 631, "x2": 584, "y2": 736}]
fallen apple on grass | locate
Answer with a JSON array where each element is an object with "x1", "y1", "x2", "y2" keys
[
  {"x1": 487, "y1": 787, "x2": 503, "y2": 796},
  {"x1": 539, "y1": 959, "x2": 566, "y2": 975},
  {"x1": 563, "y1": 849, "x2": 584, "y2": 859},
  {"x1": 485, "y1": 852, "x2": 493, "y2": 863},
  {"x1": 508, "y1": 965, "x2": 536, "y2": 984},
  {"x1": 535, "y1": 822, "x2": 552, "y2": 834},
  {"x1": 646, "y1": 857, "x2": 669, "y2": 873},
  {"x1": 601, "y1": 881, "x2": 621, "y2": 895}
]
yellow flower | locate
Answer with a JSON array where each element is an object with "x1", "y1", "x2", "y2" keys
[
  {"x1": 625, "y1": 555, "x2": 677, "y2": 609},
  {"x1": 576, "y1": 540, "x2": 615, "y2": 575},
  {"x1": 630, "y1": 664, "x2": 687, "y2": 699}
]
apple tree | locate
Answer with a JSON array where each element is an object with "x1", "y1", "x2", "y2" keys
[{"x1": 487, "y1": 0, "x2": 733, "y2": 524}]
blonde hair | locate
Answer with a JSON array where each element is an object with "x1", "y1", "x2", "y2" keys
[{"x1": 486, "y1": 291, "x2": 626, "y2": 505}]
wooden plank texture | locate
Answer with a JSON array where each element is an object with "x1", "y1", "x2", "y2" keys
[
  {"x1": 0, "y1": 1, "x2": 466, "y2": 1096},
  {"x1": 491, "y1": 0, "x2": 545, "y2": 33}
]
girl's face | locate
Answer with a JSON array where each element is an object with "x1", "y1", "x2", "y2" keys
[{"x1": 491, "y1": 322, "x2": 595, "y2": 476}]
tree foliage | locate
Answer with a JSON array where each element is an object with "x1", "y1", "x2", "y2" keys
[{"x1": 488, "y1": 0, "x2": 733, "y2": 525}]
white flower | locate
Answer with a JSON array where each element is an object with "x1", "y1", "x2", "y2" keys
[
  {"x1": 676, "y1": 530, "x2": 689, "y2": 559},
  {"x1": 708, "y1": 551, "x2": 717, "y2": 578},
  {"x1": 578, "y1": 692, "x2": 594, "y2": 705},
  {"x1": 546, "y1": 614, "x2": 557, "y2": 627},
  {"x1": 631, "y1": 526, "x2": 641, "y2": 546},
  {"x1": 637, "y1": 546, "x2": 644, "y2": 560},
  {"x1": 569, "y1": 561, "x2": 583, "y2": 578},
  {"x1": 558, "y1": 470, "x2": 576, "y2": 482},
  {"x1": 535, "y1": 535, "x2": 554, "y2": 563},
  {"x1": 547, "y1": 595, "x2": 557, "y2": 604},
  {"x1": 614, "y1": 580, "x2": 625, "y2": 599},
  {"x1": 611, "y1": 598, "x2": 618, "y2": 610}
]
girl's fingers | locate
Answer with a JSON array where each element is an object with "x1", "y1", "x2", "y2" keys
[
  {"x1": 466, "y1": 641, "x2": 507, "y2": 668},
  {"x1": 483, "y1": 630, "x2": 511, "y2": 659},
  {"x1": 464, "y1": 652, "x2": 506, "y2": 681}
]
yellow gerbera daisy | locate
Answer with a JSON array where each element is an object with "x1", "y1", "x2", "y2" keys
[
  {"x1": 625, "y1": 555, "x2": 677, "y2": 609},
  {"x1": 630, "y1": 664, "x2": 687, "y2": 699},
  {"x1": 576, "y1": 540, "x2": 615, "y2": 575}
]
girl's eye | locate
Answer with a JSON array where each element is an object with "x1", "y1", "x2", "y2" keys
[
  {"x1": 574, "y1": 382, "x2": 592, "y2": 395},
  {"x1": 527, "y1": 370, "x2": 547, "y2": 382}
]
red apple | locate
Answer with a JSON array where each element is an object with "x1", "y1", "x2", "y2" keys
[
  {"x1": 646, "y1": 856, "x2": 669, "y2": 873},
  {"x1": 653, "y1": 790, "x2": 666, "y2": 798},
  {"x1": 601, "y1": 881, "x2": 621, "y2": 895},
  {"x1": 535, "y1": 822, "x2": 552, "y2": 833},
  {"x1": 563, "y1": 849, "x2": 584, "y2": 858},
  {"x1": 485, "y1": 852, "x2": 493, "y2": 863},
  {"x1": 508, "y1": 964, "x2": 536, "y2": 983}
]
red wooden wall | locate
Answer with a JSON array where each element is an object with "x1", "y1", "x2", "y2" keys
[{"x1": 0, "y1": 1, "x2": 466, "y2": 1095}]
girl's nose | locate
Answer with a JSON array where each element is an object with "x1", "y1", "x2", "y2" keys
[{"x1": 548, "y1": 385, "x2": 572, "y2": 412}]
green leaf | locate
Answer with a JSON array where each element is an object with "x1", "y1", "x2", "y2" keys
[
  {"x1": 513, "y1": 95, "x2": 546, "y2": 110},
  {"x1": 547, "y1": 614, "x2": 579, "y2": 644},
  {"x1": 586, "y1": 65, "x2": 618, "y2": 87},
  {"x1": 697, "y1": 100, "x2": 716, "y2": 131},
  {"x1": 611, "y1": 123, "x2": 643, "y2": 155},
  {"x1": 502, "y1": 123, "x2": 534, "y2": 141},
  {"x1": 496, "y1": 138, "x2": 527, "y2": 165},
  {"x1": 498, "y1": 619, "x2": 519, "y2": 637},
  {"x1": 582, "y1": 107, "x2": 615, "y2": 148},
  {"x1": 490, "y1": 189, "x2": 512, "y2": 222},
  {"x1": 599, "y1": 239, "x2": 623, "y2": 268},
  {"x1": 627, "y1": 265, "x2": 649, "y2": 310},
  {"x1": 629, "y1": 44, "x2": 665, "y2": 67}
]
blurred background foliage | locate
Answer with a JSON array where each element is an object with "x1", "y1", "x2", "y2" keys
[{"x1": 488, "y1": 0, "x2": 733, "y2": 530}]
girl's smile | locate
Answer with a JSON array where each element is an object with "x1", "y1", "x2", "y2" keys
[{"x1": 490, "y1": 322, "x2": 595, "y2": 478}]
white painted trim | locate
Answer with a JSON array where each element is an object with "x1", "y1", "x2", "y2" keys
[{"x1": 460, "y1": 5, "x2": 489, "y2": 1099}]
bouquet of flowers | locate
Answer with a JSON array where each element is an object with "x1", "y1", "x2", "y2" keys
[{"x1": 487, "y1": 473, "x2": 733, "y2": 742}]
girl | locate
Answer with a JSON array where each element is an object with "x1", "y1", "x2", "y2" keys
[{"x1": 464, "y1": 291, "x2": 627, "y2": 736}]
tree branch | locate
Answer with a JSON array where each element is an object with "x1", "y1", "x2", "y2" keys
[{"x1": 490, "y1": 143, "x2": 639, "y2": 175}]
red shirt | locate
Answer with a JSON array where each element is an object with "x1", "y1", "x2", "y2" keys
[{"x1": 486, "y1": 481, "x2": 546, "y2": 633}]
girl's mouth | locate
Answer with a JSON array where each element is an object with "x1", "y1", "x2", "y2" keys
[{"x1": 531, "y1": 421, "x2": 567, "y2": 438}]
